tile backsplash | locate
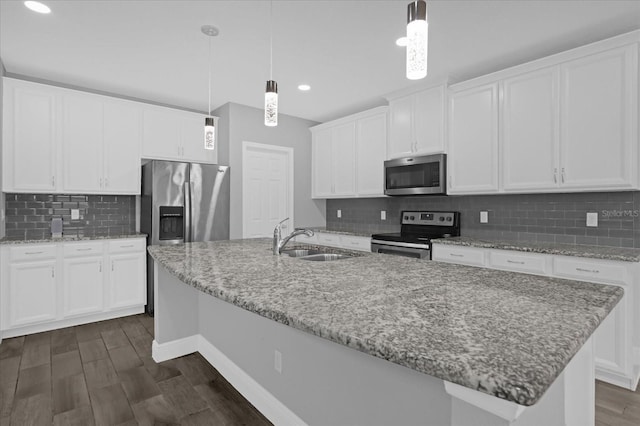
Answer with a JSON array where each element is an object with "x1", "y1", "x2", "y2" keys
[
  {"x1": 4, "y1": 193, "x2": 136, "y2": 239},
  {"x1": 326, "y1": 191, "x2": 640, "y2": 248}
]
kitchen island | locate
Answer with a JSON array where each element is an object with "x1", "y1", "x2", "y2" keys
[{"x1": 148, "y1": 239, "x2": 623, "y2": 426}]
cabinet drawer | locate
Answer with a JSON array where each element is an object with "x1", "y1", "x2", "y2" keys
[
  {"x1": 488, "y1": 251, "x2": 548, "y2": 275},
  {"x1": 432, "y1": 245, "x2": 486, "y2": 267},
  {"x1": 317, "y1": 233, "x2": 341, "y2": 247},
  {"x1": 340, "y1": 236, "x2": 371, "y2": 252},
  {"x1": 63, "y1": 242, "x2": 104, "y2": 258},
  {"x1": 10, "y1": 245, "x2": 57, "y2": 261},
  {"x1": 553, "y1": 257, "x2": 629, "y2": 286},
  {"x1": 109, "y1": 239, "x2": 146, "y2": 254}
]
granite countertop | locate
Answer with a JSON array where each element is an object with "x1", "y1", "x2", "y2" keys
[
  {"x1": 302, "y1": 227, "x2": 372, "y2": 238},
  {"x1": 0, "y1": 233, "x2": 147, "y2": 245},
  {"x1": 432, "y1": 236, "x2": 640, "y2": 262},
  {"x1": 148, "y1": 238, "x2": 622, "y2": 406}
]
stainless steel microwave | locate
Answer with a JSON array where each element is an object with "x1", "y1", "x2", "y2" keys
[{"x1": 384, "y1": 153, "x2": 447, "y2": 196}]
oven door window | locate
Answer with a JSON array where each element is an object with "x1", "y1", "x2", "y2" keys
[{"x1": 386, "y1": 162, "x2": 441, "y2": 190}]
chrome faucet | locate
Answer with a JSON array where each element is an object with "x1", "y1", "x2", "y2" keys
[{"x1": 273, "y1": 218, "x2": 314, "y2": 255}]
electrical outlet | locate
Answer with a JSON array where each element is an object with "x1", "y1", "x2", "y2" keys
[
  {"x1": 480, "y1": 211, "x2": 489, "y2": 223},
  {"x1": 71, "y1": 209, "x2": 80, "y2": 220},
  {"x1": 381, "y1": 210, "x2": 386, "y2": 220},
  {"x1": 586, "y1": 212, "x2": 598, "y2": 227},
  {"x1": 337, "y1": 209, "x2": 342, "y2": 218},
  {"x1": 274, "y1": 350, "x2": 282, "y2": 374}
]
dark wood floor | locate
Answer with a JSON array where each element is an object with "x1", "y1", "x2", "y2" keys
[
  {"x1": 2, "y1": 315, "x2": 640, "y2": 426},
  {"x1": 0, "y1": 314, "x2": 271, "y2": 426}
]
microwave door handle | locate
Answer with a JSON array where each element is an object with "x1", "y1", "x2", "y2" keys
[{"x1": 184, "y1": 182, "x2": 192, "y2": 243}]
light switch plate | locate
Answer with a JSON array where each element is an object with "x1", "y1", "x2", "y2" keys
[
  {"x1": 71, "y1": 209, "x2": 80, "y2": 220},
  {"x1": 480, "y1": 211, "x2": 489, "y2": 223},
  {"x1": 337, "y1": 209, "x2": 341, "y2": 218},
  {"x1": 381, "y1": 210, "x2": 386, "y2": 220},
  {"x1": 586, "y1": 212, "x2": 598, "y2": 227}
]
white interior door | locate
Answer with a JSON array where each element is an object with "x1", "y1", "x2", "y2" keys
[{"x1": 242, "y1": 142, "x2": 294, "y2": 238}]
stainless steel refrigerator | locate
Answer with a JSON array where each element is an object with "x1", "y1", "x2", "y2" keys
[{"x1": 140, "y1": 160, "x2": 230, "y2": 315}]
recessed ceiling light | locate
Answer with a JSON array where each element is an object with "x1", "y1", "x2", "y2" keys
[
  {"x1": 24, "y1": 1, "x2": 51, "y2": 14},
  {"x1": 298, "y1": 84, "x2": 311, "y2": 91},
  {"x1": 396, "y1": 37, "x2": 408, "y2": 47}
]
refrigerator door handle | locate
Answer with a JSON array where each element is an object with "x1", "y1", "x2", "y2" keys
[{"x1": 184, "y1": 181, "x2": 192, "y2": 243}]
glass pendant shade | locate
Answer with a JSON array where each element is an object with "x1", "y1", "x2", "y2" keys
[
  {"x1": 406, "y1": 0, "x2": 428, "y2": 80},
  {"x1": 204, "y1": 117, "x2": 215, "y2": 150},
  {"x1": 265, "y1": 80, "x2": 278, "y2": 127}
]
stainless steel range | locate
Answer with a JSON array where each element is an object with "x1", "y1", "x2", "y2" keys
[{"x1": 371, "y1": 211, "x2": 460, "y2": 259}]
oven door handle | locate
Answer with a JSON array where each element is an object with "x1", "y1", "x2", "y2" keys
[{"x1": 371, "y1": 239, "x2": 430, "y2": 250}]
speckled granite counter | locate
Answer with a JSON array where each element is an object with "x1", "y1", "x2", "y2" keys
[
  {"x1": 148, "y1": 238, "x2": 622, "y2": 406},
  {"x1": 0, "y1": 233, "x2": 147, "y2": 245},
  {"x1": 433, "y1": 236, "x2": 640, "y2": 262}
]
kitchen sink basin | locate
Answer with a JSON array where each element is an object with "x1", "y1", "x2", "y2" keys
[
  {"x1": 281, "y1": 249, "x2": 324, "y2": 257},
  {"x1": 298, "y1": 253, "x2": 352, "y2": 261}
]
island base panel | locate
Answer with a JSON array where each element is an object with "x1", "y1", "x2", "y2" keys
[{"x1": 153, "y1": 264, "x2": 597, "y2": 426}]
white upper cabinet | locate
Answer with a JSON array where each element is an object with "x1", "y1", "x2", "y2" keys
[
  {"x1": 356, "y1": 112, "x2": 387, "y2": 196},
  {"x1": 311, "y1": 107, "x2": 387, "y2": 199},
  {"x1": 387, "y1": 85, "x2": 445, "y2": 159},
  {"x1": 142, "y1": 105, "x2": 217, "y2": 164},
  {"x1": 559, "y1": 45, "x2": 638, "y2": 189},
  {"x1": 502, "y1": 67, "x2": 559, "y2": 191},
  {"x1": 2, "y1": 79, "x2": 58, "y2": 192},
  {"x1": 62, "y1": 93, "x2": 104, "y2": 192},
  {"x1": 448, "y1": 33, "x2": 639, "y2": 195},
  {"x1": 448, "y1": 83, "x2": 499, "y2": 194},
  {"x1": 2, "y1": 78, "x2": 141, "y2": 195}
]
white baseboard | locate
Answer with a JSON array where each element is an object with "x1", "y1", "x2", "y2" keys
[
  {"x1": 152, "y1": 335, "x2": 199, "y2": 363},
  {"x1": 153, "y1": 334, "x2": 307, "y2": 426}
]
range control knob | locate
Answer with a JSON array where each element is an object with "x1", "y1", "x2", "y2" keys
[
  {"x1": 446, "y1": 217, "x2": 452, "y2": 222},
  {"x1": 410, "y1": 216, "x2": 415, "y2": 220},
  {"x1": 439, "y1": 217, "x2": 445, "y2": 221},
  {"x1": 404, "y1": 216, "x2": 409, "y2": 220}
]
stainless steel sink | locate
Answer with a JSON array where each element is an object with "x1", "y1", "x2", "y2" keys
[
  {"x1": 281, "y1": 249, "x2": 323, "y2": 257},
  {"x1": 298, "y1": 253, "x2": 352, "y2": 261}
]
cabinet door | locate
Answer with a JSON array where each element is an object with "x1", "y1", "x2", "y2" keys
[
  {"x1": 502, "y1": 67, "x2": 559, "y2": 191},
  {"x1": 142, "y1": 106, "x2": 182, "y2": 160},
  {"x1": 448, "y1": 83, "x2": 499, "y2": 194},
  {"x1": 560, "y1": 45, "x2": 638, "y2": 189},
  {"x1": 356, "y1": 113, "x2": 386, "y2": 196},
  {"x1": 109, "y1": 252, "x2": 146, "y2": 309},
  {"x1": 63, "y1": 257, "x2": 104, "y2": 317},
  {"x1": 62, "y1": 93, "x2": 103, "y2": 192},
  {"x1": 312, "y1": 128, "x2": 334, "y2": 198},
  {"x1": 9, "y1": 260, "x2": 57, "y2": 327},
  {"x1": 331, "y1": 122, "x2": 356, "y2": 196},
  {"x1": 181, "y1": 113, "x2": 217, "y2": 164},
  {"x1": 103, "y1": 100, "x2": 141, "y2": 194},
  {"x1": 387, "y1": 95, "x2": 414, "y2": 159},
  {"x1": 594, "y1": 292, "x2": 629, "y2": 377},
  {"x1": 414, "y1": 86, "x2": 446, "y2": 155},
  {"x1": 3, "y1": 81, "x2": 57, "y2": 192}
]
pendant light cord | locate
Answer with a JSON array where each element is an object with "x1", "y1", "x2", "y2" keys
[
  {"x1": 269, "y1": 0, "x2": 273, "y2": 80},
  {"x1": 208, "y1": 34, "x2": 212, "y2": 116}
]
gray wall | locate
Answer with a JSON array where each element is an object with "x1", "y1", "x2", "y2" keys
[
  {"x1": 214, "y1": 102, "x2": 326, "y2": 239},
  {"x1": 327, "y1": 191, "x2": 640, "y2": 248},
  {"x1": 4, "y1": 194, "x2": 136, "y2": 240}
]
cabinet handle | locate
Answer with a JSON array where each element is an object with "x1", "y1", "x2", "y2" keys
[
  {"x1": 51, "y1": 176, "x2": 55, "y2": 187},
  {"x1": 99, "y1": 177, "x2": 103, "y2": 187},
  {"x1": 51, "y1": 267, "x2": 55, "y2": 278},
  {"x1": 105, "y1": 177, "x2": 108, "y2": 188},
  {"x1": 553, "y1": 168, "x2": 557, "y2": 183},
  {"x1": 112, "y1": 261, "x2": 114, "y2": 272},
  {"x1": 576, "y1": 267, "x2": 599, "y2": 274},
  {"x1": 561, "y1": 167, "x2": 566, "y2": 183},
  {"x1": 99, "y1": 262, "x2": 102, "y2": 272},
  {"x1": 507, "y1": 260, "x2": 525, "y2": 265},
  {"x1": 120, "y1": 244, "x2": 134, "y2": 248},
  {"x1": 450, "y1": 253, "x2": 464, "y2": 258},
  {"x1": 76, "y1": 248, "x2": 93, "y2": 251},
  {"x1": 25, "y1": 251, "x2": 44, "y2": 255}
]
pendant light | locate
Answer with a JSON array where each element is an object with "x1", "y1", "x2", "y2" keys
[
  {"x1": 406, "y1": 0, "x2": 428, "y2": 80},
  {"x1": 202, "y1": 25, "x2": 219, "y2": 150},
  {"x1": 265, "y1": 1, "x2": 278, "y2": 127}
]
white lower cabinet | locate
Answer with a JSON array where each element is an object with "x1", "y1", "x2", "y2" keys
[
  {"x1": 295, "y1": 232, "x2": 371, "y2": 252},
  {"x1": 432, "y1": 243, "x2": 639, "y2": 390},
  {"x1": 0, "y1": 238, "x2": 146, "y2": 337}
]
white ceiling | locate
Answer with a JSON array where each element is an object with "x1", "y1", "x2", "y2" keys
[{"x1": 1, "y1": 0, "x2": 639, "y2": 123}]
